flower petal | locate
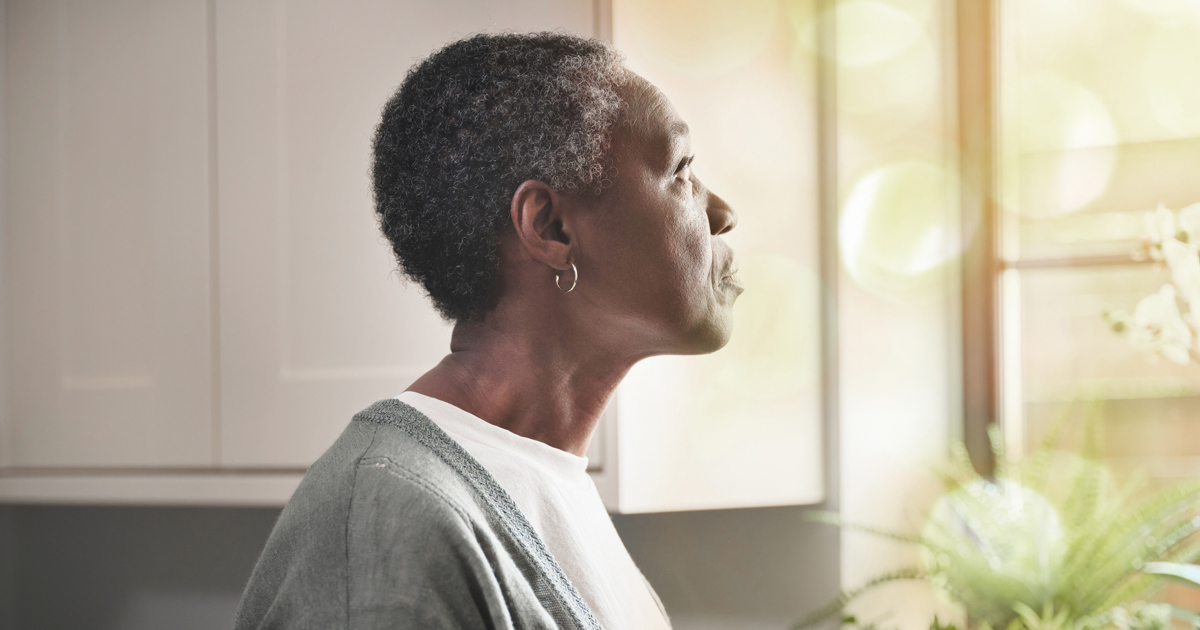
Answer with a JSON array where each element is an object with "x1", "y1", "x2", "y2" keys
[
  {"x1": 1164, "y1": 238, "x2": 1200, "y2": 303},
  {"x1": 1180, "y1": 202, "x2": 1200, "y2": 247},
  {"x1": 1129, "y1": 284, "x2": 1192, "y2": 364}
]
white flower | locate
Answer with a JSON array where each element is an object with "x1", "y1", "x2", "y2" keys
[
  {"x1": 1179, "y1": 202, "x2": 1200, "y2": 248},
  {"x1": 1162, "y1": 237, "x2": 1200, "y2": 314},
  {"x1": 1128, "y1": 284, "x2": 1192, "y2": 365},
  {"x1": 1142, "y1": 204, "x2": 1176, "y2": 261}
]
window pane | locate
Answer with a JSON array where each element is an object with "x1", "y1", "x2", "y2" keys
[
  {"x1": 1003, "y1": 5, "x2": 1200, "y2": 614},
  {"x1": 1002, "y1": 0, "x2": 1200, "y2": 261},
  {"x1": 1015, "y1": 139, "x2": 1200, "y2": 260},
  {"x1": 1004, "y1": 0, "x2": 1200, "y2": 473},
  {"x1": 1019, "y1": 264, "x2": 1200, "y2": 483},
  {"x1": 1020, "y1": 265, "x2": 1197, "y2": 396}
]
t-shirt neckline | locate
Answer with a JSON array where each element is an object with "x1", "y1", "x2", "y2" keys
[{"x1": 395, "y1": 391, "x2": 589, "y2": 476}]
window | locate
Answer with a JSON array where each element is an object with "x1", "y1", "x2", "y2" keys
[
  {"x1": 992, "y1": 3, "x2": 1200, "y2": 613},
  {"x1": 996, "y1": 0, "x2": 1200, "y2": 489}
]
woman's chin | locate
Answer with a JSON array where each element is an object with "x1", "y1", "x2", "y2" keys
[{"x1": 678, "y1": 312, "x2": 736, "y2": 355}]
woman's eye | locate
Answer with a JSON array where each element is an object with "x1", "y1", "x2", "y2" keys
[{"x1": 675, "y1": 155, "x2": 695, "y2": 184}]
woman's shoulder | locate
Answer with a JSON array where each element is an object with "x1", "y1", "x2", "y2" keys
[
  {"x1": 348, "y1": 398, "x2": 493, "y2": 510},
  {"x1": 260, "y1": 398, "x2": 488, "y2": 532},
  {"x1": 236, "y1": 398, "x2": 602, "y2": 630}
]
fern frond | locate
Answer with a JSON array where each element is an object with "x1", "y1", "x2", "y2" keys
[
  {"x1": 949, "y1": 441, "x2": 979, "y2": 483},
  {"x1": 1061, "y1": 455, "x2": 1109, "y2": 532},
  {"x1": 1105, "y1": 471, "x2": 1150, "y2": 524},
  {"x1": 791, "y1": 567, "x2": 925, "y2": 630},
  {"x1": 803, "y1": 511, "x2": 923, "y2": 544},
  {"x1": 1013, "y1": 601, "x2": 1079, "y2": 630},
  {"x1": 1113, "y1": 535, "x2": 1200, "y2": 610},
  {"x1": 1005, "y1": 617, "x2": 1026, "y2": 630},
  {"x1": 1013, "y1": 602, "x2": 1043, "y2": 630},
  {"x1": 1020, "y1": 403, "x2": 1076, "y2": 492},
  {"x1": 1089, "y1": 573, "x2": 1164, "y2": 616},
  {"x1": 1074, "y1": 513, "x2": 1200, "y2": 612},
  {"x1": 1056, "y1": 402, "x2": 1108, "y2": 533},
  {"x1": 1164, "y1": 535, "x2": 1200, "y2": 566},
  {"x1": 1079, "y1": 399, "x2": 1105, "y2": 461},
  {"x1": 1061, "y1": 477, "x2": 1200, "y2": 591}
]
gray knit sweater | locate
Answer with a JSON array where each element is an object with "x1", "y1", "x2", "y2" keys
[{"x1": 235, "y1": 399, "x2": 605, "y2": 629}]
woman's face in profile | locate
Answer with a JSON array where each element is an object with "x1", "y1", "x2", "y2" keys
[{"x1": 575, "y1": 74, "x2": 743, "y2": 357}]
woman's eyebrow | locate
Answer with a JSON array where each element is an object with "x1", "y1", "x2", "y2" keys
[{"x1": 664, "y1": 122, "x2": 691, "y2": 154}]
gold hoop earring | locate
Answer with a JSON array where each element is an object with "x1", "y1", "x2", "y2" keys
[{"x1": 555, "y1": 262, "x2": 578, "y2": 293}]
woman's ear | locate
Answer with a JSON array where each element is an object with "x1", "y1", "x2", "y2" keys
[{"x1": 510, "y1": 180, "x2": 573, "y2": 270}]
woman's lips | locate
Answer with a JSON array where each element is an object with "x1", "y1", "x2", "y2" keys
[{"x1": 721, "y1": 264, "x2": 744, "y2": 293}]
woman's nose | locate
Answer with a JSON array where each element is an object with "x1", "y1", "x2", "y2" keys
[{"x1": 706, "y1": 190, "x2": 737, "y2": 236}]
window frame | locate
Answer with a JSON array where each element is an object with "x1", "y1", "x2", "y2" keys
[{"x1": 957, "y1": 0, "x2": 1002, "y2": 476}]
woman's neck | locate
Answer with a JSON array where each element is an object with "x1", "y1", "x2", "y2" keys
[{"x1": 404, "y1": 308, "x2": 637, "y2": 457}]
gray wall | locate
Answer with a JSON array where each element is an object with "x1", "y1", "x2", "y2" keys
[
  {"x1": 0, "y1": 504, "x2": 837, "y2": 630},
  {"x1": 614, "y1": 507, "x2": 839, "y2": 629},
  {"x1": 1, "y1": 507, "x2": 14, "y2": 630},
  {"x1": 2, "y1": 506, "x2": 278, "y2": 630}
]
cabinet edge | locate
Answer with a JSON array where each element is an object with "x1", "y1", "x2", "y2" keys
[{"x1": 0, "y1": 472, "x2": 303, "y2": 507}]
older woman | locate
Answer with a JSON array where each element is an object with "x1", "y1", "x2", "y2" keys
[{"x1": 236, "y1": 32, "x2": 740, "y2": 630}]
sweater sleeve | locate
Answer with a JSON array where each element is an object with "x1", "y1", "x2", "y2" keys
[{"x1": 346, "y1": 456, "x2": 556, "y2": 630}]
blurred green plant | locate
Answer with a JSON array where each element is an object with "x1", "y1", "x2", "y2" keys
[{"x1": 794, "y1": 408, "x2": 1200, "y2": 630}]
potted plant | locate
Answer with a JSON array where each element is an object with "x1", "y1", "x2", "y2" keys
[{"x1": 795, "y1": 417, "x2": 1200, "y2": 630}]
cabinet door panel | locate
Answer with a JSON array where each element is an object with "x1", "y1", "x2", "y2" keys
[
  {"x1": 216, "y1": 0, "x2": 594, "y2": 467},
  {"x1": 7, "y1": 0, "x2": 214, "y2": 467}
]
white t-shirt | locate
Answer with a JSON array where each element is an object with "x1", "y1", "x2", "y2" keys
[{"x1": 395, "y1": 391, "x2": 671, "y2": 630}]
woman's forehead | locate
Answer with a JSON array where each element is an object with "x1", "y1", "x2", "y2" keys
[{"x1": 618, "y1": 76, "x2": 690, "y2": 157}]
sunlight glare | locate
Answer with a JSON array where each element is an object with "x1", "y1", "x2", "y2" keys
[
  {"x1": 793, "y1": 0, "x2": 938, "y2": 139},
  {"x1": 840, "y1": 161, "x2": 959, "y2": 295},
  {"x1": 1144, "y1": 22, "x2": 1200, "y2": 138},
  {"x1": 1019, "y1": 75, "x2": 1117, "y2": 215}
]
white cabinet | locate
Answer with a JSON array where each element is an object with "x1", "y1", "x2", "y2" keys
[
  {"x1": 6, "y1": 0, "x2": 214, "y2": 469},
  {"x1": 1, "y1": 0, "x2": 826, "y2": 513}
]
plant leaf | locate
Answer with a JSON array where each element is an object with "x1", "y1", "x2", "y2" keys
[
  {"x1": 791, "y1": 567, "x2": 925, "y2": 630},
  {"x1": 804, "y1": 511, "x2": 923, "y2": 544},
  {"x1": 1144, "y1": 562, "x2": 1200, "y2": 589}
]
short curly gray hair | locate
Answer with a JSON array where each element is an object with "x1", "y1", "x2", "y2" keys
[{"x1": 372, "y1": 32, "x2": 628, "y2": 321}]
